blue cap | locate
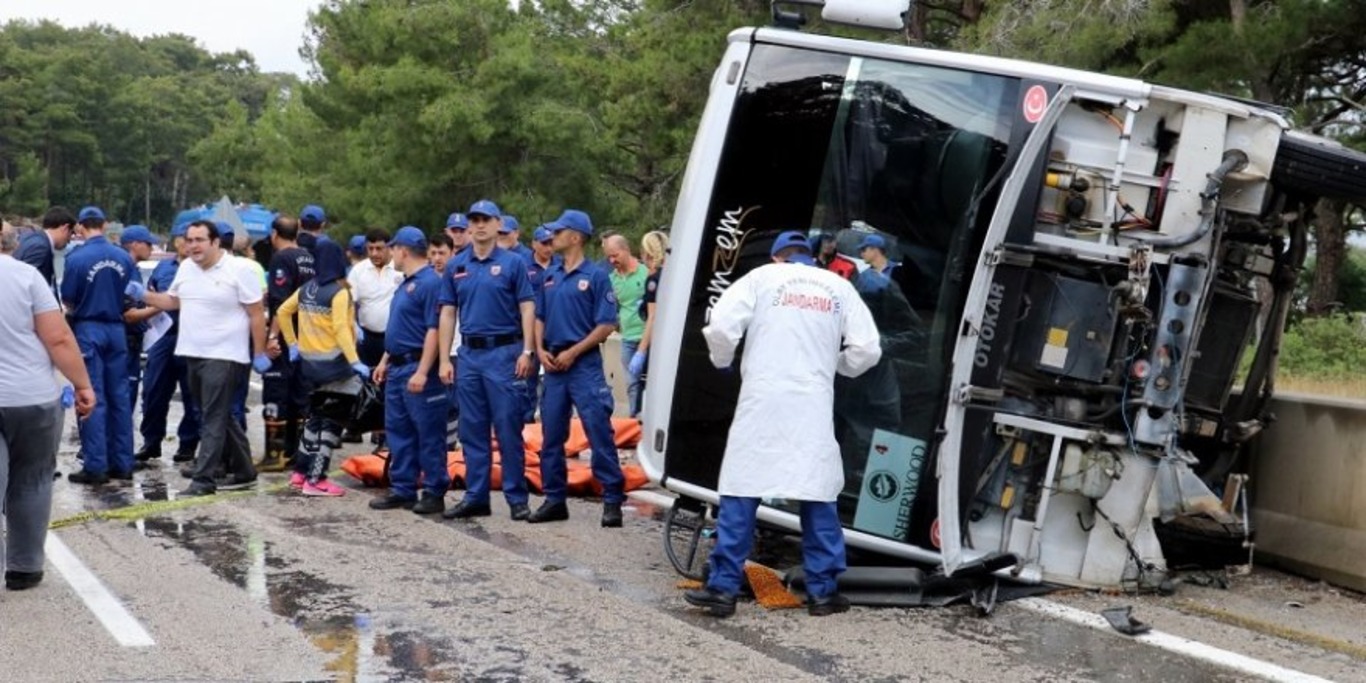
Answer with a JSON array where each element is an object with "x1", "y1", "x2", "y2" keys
[
  {"x1": 468, "y1": 199, "x2": 501, "y2": 218},
  {"x1": 119, "y1": 225, "x2": 155, "y2": 245},
  {"x1": 857, "y1": 233, "x2": 887, "y2": 252},
  {"x1": 171, "y1": 222, "x2": 190, "y2": 238},
  {"x1": 214, "y1": 220, "x2": 235, "y2": 237},
  {"x1": 78, "y1": 206, "x2": 106, "y2": 222},
  {"x1": 550, "y1": 209, "x2": 593, "y2": 237},
  {"x1": 533, "y1": 226, "x2": 554, "y2": 243},
  {"x1": 445, "y1": 212, "x2": 468, "y2": 230},
  {"x1": 389, "y1": 225, "x2": 427, "y2": 250},
  {"x1": 770, "y1": 231, "x2": 812, "y2": 258},
  {"x1": 301, "y1": 204, "x2": 326, "y2": 222},
  {"x1": 499, "y1": 215, "x2": 519, "y2": 234},
  {"x1": 348, "y1": 235, "x2": 366, "y2": 255}
]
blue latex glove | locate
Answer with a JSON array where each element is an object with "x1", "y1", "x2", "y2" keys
[
  {"x1": 60, "y1": 385, "x2": 75, "y2": 409},
  {"x1": 351, "y1": 362, "x2": 371, "y2": 378},
  {"x1": 252, "y1": 353, "x2": 272, "y2": 374},
  {"x1": 628, "y1": 350, "x2": 647, "y2": 376},
  {"x1": 288, "y1": 344, "x2": 300, "y2": 363},
  {"x1": 124, "y1": 280, "x2": 146, "y2": 302}
]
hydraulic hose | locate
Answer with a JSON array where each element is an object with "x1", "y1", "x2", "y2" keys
[{"x1": 1130, "y1": 149, "x2": 1249, "y2": 249}]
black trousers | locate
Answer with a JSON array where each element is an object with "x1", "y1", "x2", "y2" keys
[{"x1": 187, "y1": 358, "x2": 256, "y2": 487}]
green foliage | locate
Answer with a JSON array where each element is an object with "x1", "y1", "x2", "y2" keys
[
  {"x1": 956, "y1": 0, "x2": 1179, "y2": 75},
  {"x1": 1298, "y1": 247, "x2": 1366, "y2": 314},
  {"x1": 0, "y1": 151, "x2": 47, "y2": 215},
  {"x1": 1277, "y1": 315, "x2": 1366, "y2": 380},
  {"x1": 0, "y1": 20, "x2": 294, "y2": 229}
]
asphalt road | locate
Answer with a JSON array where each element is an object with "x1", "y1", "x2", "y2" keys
[{"x1": 3, "y1": 390, "x2": 1364, "y2": 682}]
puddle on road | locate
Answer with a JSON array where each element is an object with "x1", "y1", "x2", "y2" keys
[{"x1": 139, "y1": 516, "x2": 461, "y2": 681}]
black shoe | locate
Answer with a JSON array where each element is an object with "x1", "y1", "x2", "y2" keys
[
  {"x1": 369, "y1": 493, "x2": 416, "y2": 510},
  {"x1": 134, "y1": 445, "x2": 161, "y2": 462},
  {"x1": 179, "y1": 466, "x2": 195, "y2": 479},
  {"x1": 807, "y1": 593, "x2": 851, "y2": 617},
  {"x1": 412, "y1": 495, "x2": 446, "y2": 515},
  {"x1": 601, "y1": 502, "x2": 623, "y2": 528},
  {"x1": 527, "y1": 500, "x2": 569, "y2": 524},
  {"x1": 684, "y1": 588, "x2": 737, "y2": 617},
  {"x1": 442, "y1": 499, "x2": 490, "y2": 519},
  {"x1": 172, "y1": 447, "x2": 197, "y2": 463},
  {"x1": 177, "y1": 484, "x2": 216, "y2": 498},
  {"x1": 341, "y1": 430, "x2": 363, "y2": 444},
  {"x1": 216, "y1": 474, "x2": 257, "y2": 491},
  {"x1": 108, "y1": 469, "x2": 134, "y2": 482},
  {"x1": 509, "y1": 503, "x2": 531, "y2": 521},
  {"x1": 5, "y1": 570, "x2": 43, "y2": 591},
  {"x1": 67, "y1": 469, "x2": 108, "y2": 485}
]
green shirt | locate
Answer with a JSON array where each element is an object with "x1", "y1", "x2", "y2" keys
[{"x1": 609, "y1": 262, "x2": 648, "y2": 341}]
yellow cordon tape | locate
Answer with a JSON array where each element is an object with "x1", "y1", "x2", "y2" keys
[{"x1": 48, "y1": 478, "x2": 300, "y2": 530}]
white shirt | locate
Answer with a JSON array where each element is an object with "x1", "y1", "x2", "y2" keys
[
  {"x1": 347, "y1": 259, "x2": 401, "y2": 332},
  {"x1": 169, "y1": 253, "x2": 263, "y2": 363},
  {"x1": 0, "y1": 255, "x2": 61, "y2": 406},
  {"x1": 703, "y1": 262, "x2": 882, "y2": 501}
]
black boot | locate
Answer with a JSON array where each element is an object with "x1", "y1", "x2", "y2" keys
[
  {"x1": 134, "y1": 444, "x2": 161, "y2": 462},
  {"x1": 527, "y1": 500, "x2": 569, "y2": 524},
  {"x1": 684, "y1": 588, "x2": 737, "y2": 617},
  {"x1": 5, "y1": 570, "x2": 44, "y2": 590},
  {"x1": 601, "y1": 503, "x2": 623, "y2": 528}
]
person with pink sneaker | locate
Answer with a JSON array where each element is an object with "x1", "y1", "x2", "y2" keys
[{"x1": 276, "y1": 240, "x2": 369, "y2": 497}]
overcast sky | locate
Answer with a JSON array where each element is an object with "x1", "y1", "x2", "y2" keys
[{"x1": 0, "y1": 0, "x2": 321, "y2": 77}]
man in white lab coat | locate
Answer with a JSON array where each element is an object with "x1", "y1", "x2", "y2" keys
[{"x1": 685, "y1": 231, "x2": 882, "y2": 618}]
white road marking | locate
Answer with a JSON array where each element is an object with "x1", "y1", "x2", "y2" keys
[
  {"x1": 248, "y1": 380, "x2": 263, "y2": 392},
  {"x1": 636, "y1": 487, "x2": 1326, "y2": 681},
  {"x1": 1015, "y1": 598, "x2": 1333, "y2": 683},
  {"x1": 45, "y1": 533, "x2": 156, "y2": 648}
]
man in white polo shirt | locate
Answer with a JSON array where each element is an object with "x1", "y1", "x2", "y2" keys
[
  {"x1": 347, "y1": 228, "x2": 401, "y2": 366},
  {"x1": 132, "y1": 220, "x2": 268, "y2": 496}
]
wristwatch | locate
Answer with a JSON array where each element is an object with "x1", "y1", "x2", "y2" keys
[{"x1": 522, "y1": 349, "x2": 535, "y2": 357}]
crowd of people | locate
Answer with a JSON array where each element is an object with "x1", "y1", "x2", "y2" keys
[{"x1": 1, "y1": 200, "x2": 671, "y2": 535}]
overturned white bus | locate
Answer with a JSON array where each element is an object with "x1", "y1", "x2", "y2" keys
[{"x1": 638, "y1": 1, "x2": 1366, "y2": 590}]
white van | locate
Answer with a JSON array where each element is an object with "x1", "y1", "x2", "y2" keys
[{"x1": 638, "y1": 1, "x2": 1366, "y2": 589}]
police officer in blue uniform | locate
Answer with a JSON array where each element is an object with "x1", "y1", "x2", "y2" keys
[
  {"x1": 530, "y1": 209, "x2": 627, "y2": 527},
  {"x1": 497, "y1": 215, "x2": 535, "y2": 263},
  {"x1": 522, "y1": 225, "x2": 560, "y2": 423},
  {"x1": 62, "y1": 206, "x2": 137, "y2": 484},
  {"x1": 136, "y1": 222, "x2": 201, "y2": 463},
  {"x1": 446, "y1": 212, "x2": 470, "y2": 256},
  {"x1": 119, "y1": 226, "x2": 159, "y2": 422},
  {"x1": 369, "y1": 226, "x2": 451, "y2": 515},
  {"x1": 439, "y1": 212, "x2": 470, "y2": 450},
  {"x1": 437, "y1": 200, "x2": 536, "y2": 521}
]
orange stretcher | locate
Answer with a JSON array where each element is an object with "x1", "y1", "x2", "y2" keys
[{"x1": 341, "y1": 417, "x2": 648, "y2": 495}]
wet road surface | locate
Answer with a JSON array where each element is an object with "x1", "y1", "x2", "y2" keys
[{"x1": 3, "y1": 399, "x2": 1364, "y2": 682}]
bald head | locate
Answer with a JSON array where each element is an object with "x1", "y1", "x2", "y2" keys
[{"x1": 603, "y1": 234, "x2": 637, "y2": 274}]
